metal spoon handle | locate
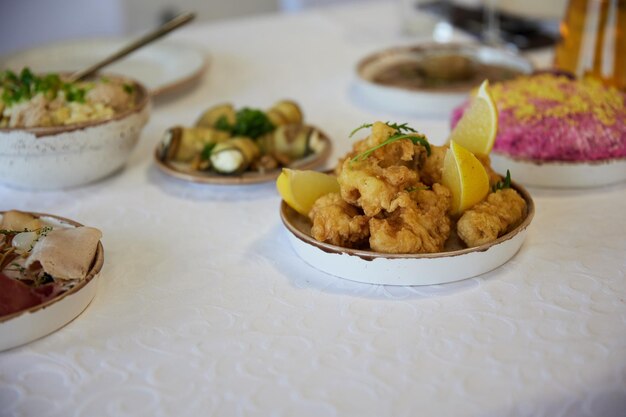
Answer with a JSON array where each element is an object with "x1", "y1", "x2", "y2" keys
[{"x1": 68, "y1": 12, "x2": 195, "y2": 82}]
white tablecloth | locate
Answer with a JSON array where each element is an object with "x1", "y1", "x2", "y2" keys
[{"x1": 1, "y1": 2, "x2": 625, "y2": 416}]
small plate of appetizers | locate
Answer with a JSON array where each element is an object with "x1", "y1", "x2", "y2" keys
[{"x1": 154, "y1": 100, "x2": 332, "y2": 185}]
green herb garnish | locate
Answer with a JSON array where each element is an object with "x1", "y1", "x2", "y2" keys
[
  {"x1": 123, "y1": 83, "x2": 134, "y2": 94},
  {"x1": 351, "y1": 133, "x2": 431, "y2": 162},
  {"x1": 213, "y1": 108, "x2": 275, "y2": 139},
  {"x1": 0, "y1": 67, "x2": 88, "y2": 106},
  {"x1": 200, "y1": 143, "x2": 217, "y2": 160},
  {"x1": 350, "y1": 121, "x2": 417, "y2": 138},
  {"x1": 492, "y1": 170, "x2": 512, "y2": 192},
  {"x1": 349, "y1": 122, "x2": 430, "y2": 162}
]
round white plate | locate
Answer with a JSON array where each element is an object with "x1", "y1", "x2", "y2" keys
[
  {"x1": 0, "y1": 38, "x2": 207, "y2": 97},
  {"x1": 492, "y1": 152, "x2": 626, "y2": 188},
  {"x1": 154, "y1": 130, "x2": 332, "y2": 185},
  {"x1": 0, "y1": 213, "x2": 104, "y2": 351},
  {"x1": 353, "y1": 43, "x2": 533, "y2": 117},
  {"x1": 280, "y1": 183, "x2": 534, "y2": 286}
]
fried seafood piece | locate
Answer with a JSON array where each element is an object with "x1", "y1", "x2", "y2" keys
[
  {"x1": 369, "y1": 184, "x2": 452, "y2": 254},
  {"x1": 419, "y1": 144, "x2": 447, "y2": 185},
  {"x1": 457, "y1": 188, "x2": 526, "y2": 247},
  {"x1": 338, "y1": 159, "x2": 420, "y2": 217},
  {"x1": 337, "y1": 122, "x2": 430, "y2": 216},
  {"x1": 336, "y1": 122, "x2": 428, "y2": 175},
  {"x1": 309, "y1": 193, "x2": 370, "y2": 248}
]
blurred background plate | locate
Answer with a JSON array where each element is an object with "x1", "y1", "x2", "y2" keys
[
  {"x1": 353, "y1": 43, "x2": 533, "y2": 117},
  {"x1": 0, "y1": 38, "x2": 207, "y2": 97}
]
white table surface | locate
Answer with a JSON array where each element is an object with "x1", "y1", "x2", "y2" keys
[{"x1": 1, "y1": 2, "x2": 625, "y2": 416}]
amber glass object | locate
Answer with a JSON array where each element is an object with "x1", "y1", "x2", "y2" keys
[{"x1": 554, "y1": 0, "x2": 626, "y2": 90}]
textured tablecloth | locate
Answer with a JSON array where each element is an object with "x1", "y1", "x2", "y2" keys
[{"x1": 1, "y1": 2, "x2": 625, "y2": 416}]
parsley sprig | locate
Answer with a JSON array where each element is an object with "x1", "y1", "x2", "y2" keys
[
  {"x1": 349, "y1": 122, "x2": 431, "y2": 162},
  {"x1": 214, "y1": 108, "x2": 275, "y2": 139},
  {"x1": 492, "y1": 170, "x2": 512, "y2": 192},
  {"x1": 0, "y1": 67, "x2": 88, "y2": 106},
  {"x1": 350, "y1": 121, "x2": 416, "y2": 138}
]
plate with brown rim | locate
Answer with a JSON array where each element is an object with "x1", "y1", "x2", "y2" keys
[
  {"x1": 280, "y1": 181, "x2": 534, "y2": 286},
  {"x1": 1, "y1": 38, "x2": 207, "y2": 97},
  {"x1": 153, "y1": 130, "x2": 333, "y2": 185},
  {"x1": 354, "y1": 43, "x2": 532, "y2": 116},
  {"x1": 0, "y1": 212, "x2": 104, "y2": 351}
]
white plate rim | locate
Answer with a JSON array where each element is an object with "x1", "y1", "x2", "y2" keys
[
  {"x1": 153, "y1": 129, "x2": 333, "y2": 185},
  {"x1": 0, "y1": 37, "x2": 208, "y2": 97},
  {"x1": 353, "y1": 42, "x2": 534, "y2": 116},
  {"x1": 491, "y1": 151, "x2": 626, "y2": 188},
  {"x1": 279, "y1": 181, "x2": 535, "y2": 285}
]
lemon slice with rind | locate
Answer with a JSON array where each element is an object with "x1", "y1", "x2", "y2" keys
[
  {"x1": 448, "y1": 80, "x2": 498, "y2": 156},
  {"x1": 276, "y1": 168, "x2": 340, "y2": 216},
  {"x1": 442, "y1": 141, "x2": 490, "y2": 215}
]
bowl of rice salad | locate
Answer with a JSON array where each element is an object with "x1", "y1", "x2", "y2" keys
[
  {"x1": 0, "y1": 68, "x2": 150, "y2": 190},
  {"x1": 452, "y1": 72, "x2": 626, "y2": 188}
]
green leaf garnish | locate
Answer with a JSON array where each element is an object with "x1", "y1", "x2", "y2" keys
[
  {"x1": 492, "y1": 170, "x2": 512, "y2": 192},
  {"x1": 214, "y1": 115, "x2": 232, "y2": 132},
  {"x1": 351, "y1": 133, "x2": 431, "y2": 162},
  {"x1": 213, "y1": 108, "x2": 275, "y2": 139},
  {"x1": 349, "y1": 121, "x2": 417, "y2": 138},
  {"x1": 0, "y1": 67, "x2": 89, "y2": 105},
  {"x1": 123, "y1": 83, "x2": 134, "y2": 94},
  {"x1": 200, "y1": 143, "x2": 217, "y2": 160}
]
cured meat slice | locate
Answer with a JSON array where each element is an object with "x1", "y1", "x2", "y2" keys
[{"x1": 25, "y1": 227, "x2": 102, "y2": 280}]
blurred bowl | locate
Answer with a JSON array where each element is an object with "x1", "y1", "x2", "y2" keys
[{"x1": 0, "y1": 75, "x2": 150, "y2": 190}]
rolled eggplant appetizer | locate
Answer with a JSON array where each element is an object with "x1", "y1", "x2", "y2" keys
[
  {"x1": 160, "y1": 126, "x2": 230, "y2": 162},
  {"x1": 195, "y1": 103, "x2": 236, "y2": 129},
  {"x1": 267, "y1": 124, "x2": 325, "y2": 165},
  {"x1": 210, "y1": 137, "x2": 261, "y2": 174},
  {"x1": 265, "y1": 100, "x2": 303, "y2": 127}
]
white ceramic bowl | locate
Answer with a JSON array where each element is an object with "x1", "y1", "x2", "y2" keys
[
  {"x1": 491, "y1": 152, "x2": 626, "y2": 188},
  {"x1": 280, "y1": 182, "x2": 534, "y2": 286},
  {"x1": 0, "y1": 76, "x2": 150, "y2": 190},
  {"x1": 0, "y1": 212, "x2": 104, "y2": 351}
]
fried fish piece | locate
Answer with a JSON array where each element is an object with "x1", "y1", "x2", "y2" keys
[
  {"x1": 457, "y1": 188, "x2": 526, "y2": 247},
  {"x1": 419, "y1": 144, "x2": 448, "y2": 185},
  {"x1": 369, "y1": 184, "x2": 452, "y2": 254},
  {"x1": 338, "y1": 159, "x2": 420, "y2": 217},
  {"x1": 309, "y1": 193, "x2": 370, "y2": 248}
]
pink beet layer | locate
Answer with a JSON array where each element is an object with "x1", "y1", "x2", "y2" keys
[{"x1": 451, "y1": 74, "x2": 626, "y2": 162}]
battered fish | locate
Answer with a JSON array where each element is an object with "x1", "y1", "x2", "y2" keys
[
  {"x1": 337, "y1": 122, "x2": 429, "y2": 216},
  {"x1": 369, "y1": 184, "x2": 452, "y2": 253},
  {"x1": 457, "y1": 188, "x2": 526, "y2": 247},
  {"x1": 309, "y1": 193, "x2": 370, "y2": 248}
]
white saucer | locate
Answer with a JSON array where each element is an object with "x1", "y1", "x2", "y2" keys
[{"x1": 0, "y1": 38, "x2": 207, "y2": 97}]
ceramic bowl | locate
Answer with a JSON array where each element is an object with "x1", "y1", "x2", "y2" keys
[
  {"x1": 0, "y1": 212, "x2": 104, "y2": 351},
  {"x1": 0, "y1": 76, "x2": 150, "y2": 190},
  {"x1": 280, "y1": 182, "x2": 534, "y2": 286}
]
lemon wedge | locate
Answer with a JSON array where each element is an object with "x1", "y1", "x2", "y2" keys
[
  {"x1": 448, "y1": 80, "x2": 498, "y2": 155},
  {"x1": 442, "y1": 141, "x2": 490, "y2": 215},
  {"x1": 276, "y1": 168, "x2": 340, "y2": 216}
]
